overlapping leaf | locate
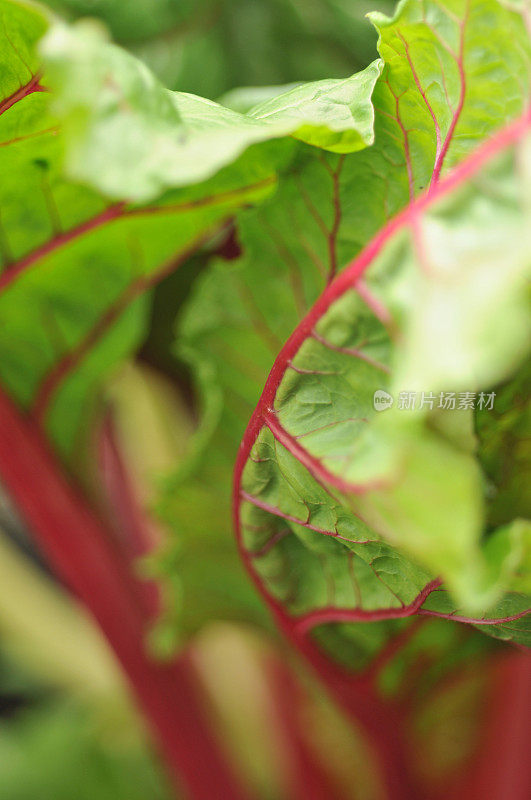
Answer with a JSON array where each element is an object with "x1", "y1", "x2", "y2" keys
[{"x1": 43, "y1": 20, "x2": 381, "y2": 201}]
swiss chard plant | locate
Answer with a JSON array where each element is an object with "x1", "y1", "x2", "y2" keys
[{"x1": 0, "y1": 0, "x2": 529, "y2": 798}]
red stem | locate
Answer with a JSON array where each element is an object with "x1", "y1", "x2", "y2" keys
[
  {"x1": 97, "y1": 411, "x2": 161, "y2": 620},
  {"x1": 0, "y1": 388, "x2": 250, "y2": 800},
  {"x1": 454, "y1": 652, "x2": 531, "y2": 800},
  {"x1": 268, "y1": 658, "x2": 347, "y2": 800}
]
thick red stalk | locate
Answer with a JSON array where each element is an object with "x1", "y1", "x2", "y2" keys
[
  {"x1": 0, "y1": 388, "x2": 250, "y2": 800},
  {"x1": 235, "y1": 467, "x2": 420, "y2": 797},
  {"x1": 97, "y1": 412, "x2": 161, "y2": 620},
  {"x1": 454, "y1": 653, "x2": 531, "y2": 800},
  {"x1": 268, "y1": 659, "x2": 347, "y2": 800}
]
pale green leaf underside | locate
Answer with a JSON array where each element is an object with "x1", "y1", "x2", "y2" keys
[{"x1": 41, "y1": 19, "x2": 381, "y2": 202}]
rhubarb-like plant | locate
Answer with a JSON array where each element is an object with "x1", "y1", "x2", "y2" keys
[{"x1": 0, "y1": 0, "x2": 529, "y2": 798}]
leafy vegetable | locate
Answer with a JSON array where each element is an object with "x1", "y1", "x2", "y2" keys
[{"x1": 0, "y1": 0, "x2": 529, "y2": 797}]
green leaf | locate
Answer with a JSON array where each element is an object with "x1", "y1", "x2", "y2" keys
[
  {"x1": 0, "y1": 0, "x2": 48, "y2": 100},
  {"x1": 42, "y1": 19, "x2": 381, "y2": 202},
  {"x1": 0, "y1": 702, "x2": 170, "y2": 800},
  {"x1": 248, "y1": 61, "x2": 383, "y2": 153}
]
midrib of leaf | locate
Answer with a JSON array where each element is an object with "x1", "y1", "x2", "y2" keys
[
  {"x1": 0, "y1": 70, "x2": 45, "y2": 117},
  {"x1": 428, "y1": 0, "x2": 468, "y2": 184},
  {"x1": 30, "y1": 228, "x2": 216, "y2": 423},
  {"x1": 0, "y1": 176, "x2": 276, "y2": 293}
]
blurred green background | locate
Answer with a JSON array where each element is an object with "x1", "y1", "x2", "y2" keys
[{"x1": 43, "y1": 0, "x2": 390, "y2": 96}]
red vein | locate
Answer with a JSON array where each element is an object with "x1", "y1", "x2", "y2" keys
[
  {"x1": 248, "y1": 527, "x2": 291, "y2": 558},
  {"x1": 431, "y1": 0, "x2": 470, "y2": 185},
  {"x1": 241, "y1": 489, "x2": 372, "y2": 544},
  {"x1": 397, "y1": 30, "x2": 442, "y2": 166},
  {"x1": 264, "y1": 411, "x2": 380, "y2": 496},
  {"x1": 0, "y1": 73, "x2": 45, "y2": 118},
  {"x1": 327, "y1": 155, "x2": 344, "y2": 283},
  {"x1": 293, "y1": 579, "x2": 443, "y2": 634},
  {"x1": 0, "y1": 176, "x2": 276, "y2": 294},
  {"x1": 0, "y1": 126, "x2": 58, "y2": 148},
  {"x1": 295, "y1": 416, "x2": 368, "y2": 438},
  {"x1": 355, "y1": 280, "x2": 396, "y2": 334},
  {"x1": 0, "y1": 203, "x2": 126, "y2": 291},
  {"x1": 242, "y1": 490, "x2": 339, "y2": 537},
  {"x1": 288, "y1": 363, "x2": 338, "y2": 376},
  {"x1": 32, "y1": 231, "x2": 213, "y2": 422},
  {"x1": 368, "y1": 558, "x2": 407, "y2": 606},
  {"x1": 418, "y1": 606, "x2": 531, "y2": 626},
  {"x1": 386, "y1": 80, "x2": 414, "y2": 200},
  {"x1": 311, "y1": 330, "x2": 390, "y2": 373}
]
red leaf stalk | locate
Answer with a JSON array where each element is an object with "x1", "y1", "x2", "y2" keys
[{"x1": 0, "y1": 388, "x2": 250, "y2": 800}]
